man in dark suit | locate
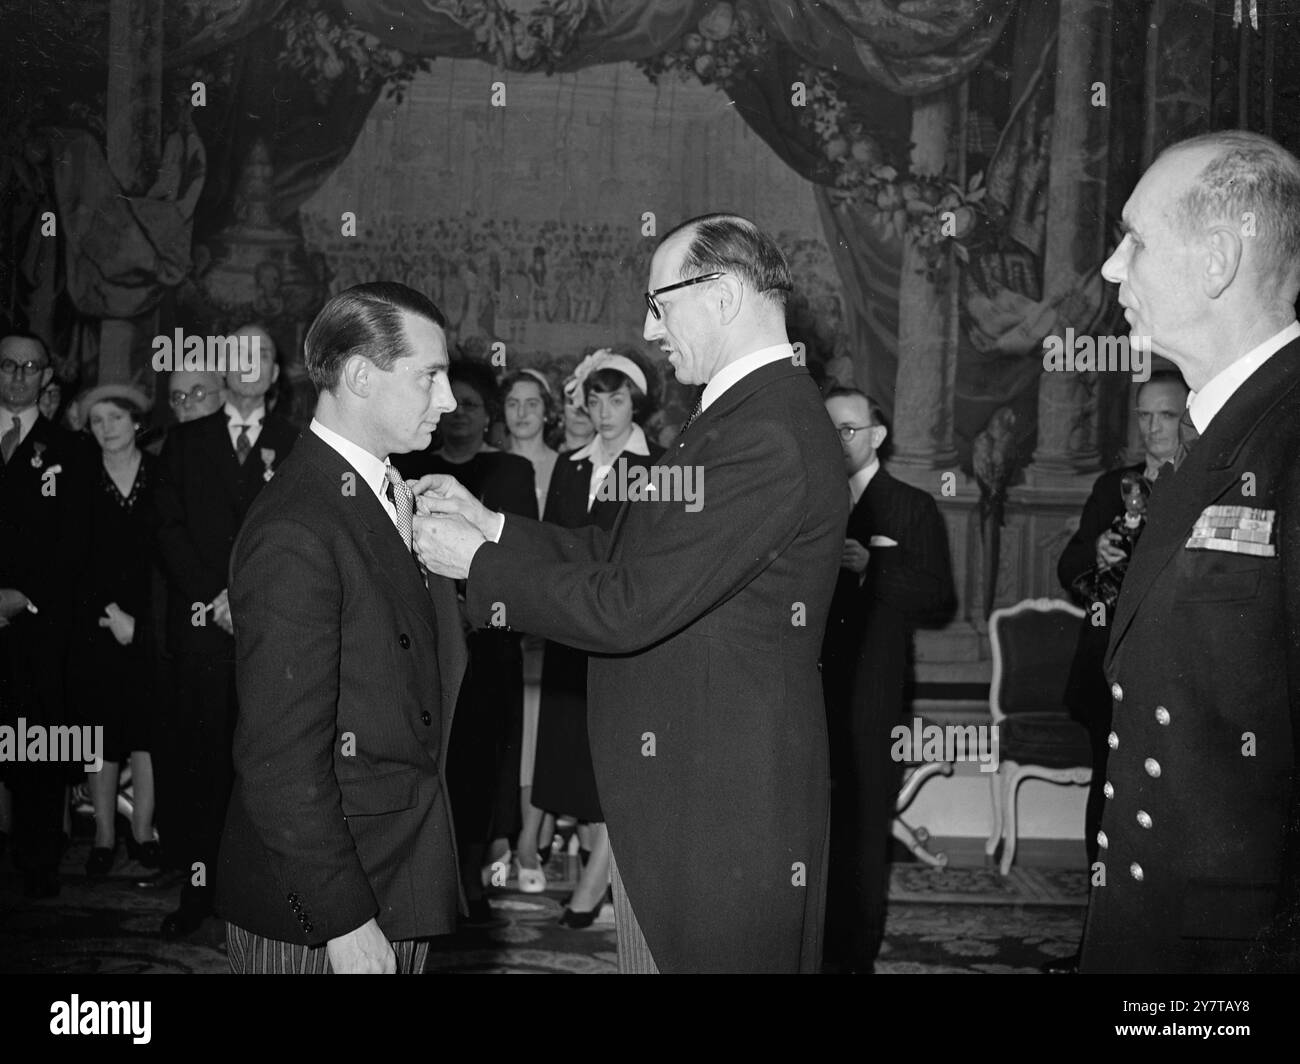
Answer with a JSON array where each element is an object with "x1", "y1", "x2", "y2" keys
[
  {"x1": 0, "y1": 332, "x2": 91, "y2": 897},
  {"x1": 414, "y1": 214, "x2": 847, "y2": 973},
  {"x1": 819, "y1": 387, "x2": 956, "y2": 973},
  {"x1": 153, "y1": 325, "x2": 298, "y2": 938},
  {"x1": 1080, "y1": 130, "x2": 1300, "y2": 973},
  {"x1": 217, "y1": 282, "x2": 466, "y2": 974}
]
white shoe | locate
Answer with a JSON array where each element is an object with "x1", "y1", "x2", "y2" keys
[{"x1": 517, "y1": 859, "x2": 547, "y2": 893}]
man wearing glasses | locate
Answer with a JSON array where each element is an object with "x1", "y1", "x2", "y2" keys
[
  {"x1": 0, "y1": 332, "x2": 92, "y2": 897},
  {"x1": 167, "y1": 369, "x2": 225, "y2": 425},
  {"x1": 413, "y1": 213, "x2": 846, "y2": 972},
  {"x1": 819, "y1": 386, "x2": 955, "y2": 973}
]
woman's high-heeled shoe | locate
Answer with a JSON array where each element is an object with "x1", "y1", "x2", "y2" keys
[
  {"x1": 86, "y1": 846, "x2": 115, "y2": 876},
  {"x1": 557, "y1": 905, "x2": 598, "y2": 929},
  {"x1": 124, "y1": 835, "x2": 161, "y2": 869}
]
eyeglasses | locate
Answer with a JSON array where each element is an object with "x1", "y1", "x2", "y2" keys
[
  {"x1": 835, "y1": 424, "x2": 875, "y2": 442},
  {"x1": 169, "y1": 385, "x2": 214, "y2": 406},
  {"x1": 644, "y1": 272, "x2": 726, "y2": 320},
  {"x1": 0, "y1": 358, "x2": 49, "y2": 378}
]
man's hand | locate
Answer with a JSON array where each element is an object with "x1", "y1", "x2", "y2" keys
[
  {"x1": 411, "y1": 474, "x2": 501, "y2": 540},
  {"x1": 211, "y1": 587, "x2": 234, "y2": 636},
  {"x1": 413, "y1": 513, "x2": 487, "y2": 581},
  {"x1": 0, "y1": 588, "x2": 29, "y2": 624},
  {"x1": 1095, "y1": 531, "x2": 1126, "y2": 569},
  {"x1": 99, "y1": 602, "x2": 135, "y2": 646},
  {"x1": 326, "y1": 917, "x2": 396, "y2": 974},
  {"x1": 841, "y1": 538, "x2": 870, "y2": 575}
]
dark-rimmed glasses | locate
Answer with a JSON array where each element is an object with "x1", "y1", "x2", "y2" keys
[
  {"x1": 645, "y1": 272, "x2": 726, "y2": 320},
  {"x1": 835, "y1": 424, "x2": 875, "y2": 442},
  {"x1": 170, "y1": 384, "x2": 214, "y2": 407},
  {"x1": 0, "y1": 358, "x2": 49, "y2": 378}
]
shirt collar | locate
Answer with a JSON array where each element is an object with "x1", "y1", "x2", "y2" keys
[
  {"x1": 849, "y1": 456, "x2": 879, "y2": 504},
  {"x1": 310, "y1": 418, "x2": 390, "y2": 502},
  {"x1": 569, "y1": 422, "x2": 650, "y2": 463},
  {"x1": 1187, "y1": 320, "x2": 1300, "y2": 433},
  {"x1": 224, "y1": 401, "x2": 265, "y2": 427},
  {"x1": 700, "y1": 343, "x2": 794, "y2": 412}
]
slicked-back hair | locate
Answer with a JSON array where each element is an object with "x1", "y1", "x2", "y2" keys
[
  {"x1": 0, "y1": 330, "x2": 51, "y2": 364},
  {"x1": 826, "y1": 385, "x2": 888, "y2": 433},
  {"x1": 662, "y1": 213, "x2": 793, "y2": 311},
  {"x1": 1164, "y1": 131, "x2": 1300, "y2": 291},
  {"x1": 450, "y1": 358, "x2": 502, "y2": 422},
  {"x1": 304, "y1": 282, "x2": 447, "y2": 393},
  {"x1": 1135, "y1": 369, "x2": 1189, "y2": 404}
]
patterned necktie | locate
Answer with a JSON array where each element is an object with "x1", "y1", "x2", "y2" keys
[
  {"x1": 234, "y1": 423, "x2": 252, "y2": 465},
  {"x1": 1170, "y1": 407, "x2": 1200, "y2": 472},
  {"x1": 0, "y1": 415, "x2": 20, "y2": 464},
  {"x1": 677, "y1": 393, "x2": 704, "y2": 439},
  {"x1": 383, "y1": 464, "x2": 414, "y2": 552}
]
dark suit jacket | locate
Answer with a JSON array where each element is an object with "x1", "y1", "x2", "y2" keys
[
  {"x1": 1080, "y1": 339, "x2": 1300, "y2": 973},
  {"x1": 1058, "y1": 463, "x2": 1146, "y2": 722},
  {"x1": 0, "y1": 415, "x2": 92, "y2": 731},
  {"x1": 465, "y1": 358, "x2": 847, "y2": 973},
  {"x1": 153, "y1": 408, "x2": 298, "y2": 660},
  {"x1": 215, "y1": 429, "x2": 469, "y2": 946},
  {"x1": 821, "y1": 467, "x2": 956, "y2": 724}
]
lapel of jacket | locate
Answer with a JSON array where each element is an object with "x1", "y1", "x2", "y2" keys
[{"x1": 1106, "y1": 343, "x2": 1300, "y2": 668}]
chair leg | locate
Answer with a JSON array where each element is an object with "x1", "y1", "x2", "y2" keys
[
  {"x1": 1000, "y1": 769, "x2": 1020, "y2": 876},
  {"x1": 985, "y1": 768, "x2": 1003, "y2": 862}
]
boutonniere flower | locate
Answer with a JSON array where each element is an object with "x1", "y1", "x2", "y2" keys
[
  {"x1": 30, "y1": 441, "x2": 47, "y2": 469},
  {"x1": 259, "y1": 447, "x2": 276, "y2": 482}
]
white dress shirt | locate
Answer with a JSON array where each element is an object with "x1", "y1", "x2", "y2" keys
[
  {"x1": 1187, "y1": 320, "x2": 1300, "y2": 433},
  {"x1": 699, "y1": 343, "x2": 795, "y2": 412},
  {"x1": 2, "y1": 404, "x2": 41, "y2": 454},
  {"x1": 848, "y1": 456, "x2": 880, "y2": 508},
  {"x1": 309, "y1": 418, "x2": 401, "y2": 533},
  {"x1": 569, "y1": 423, "x2": 651, "y2": 511},
  {"x1": 224, "y1": 401, "x2": 266, "y2": 451}
]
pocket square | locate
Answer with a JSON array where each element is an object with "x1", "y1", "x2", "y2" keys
[
  {"x1": 1186, "y1": 505, "x2": 1277, "y2": 557},
  {"x1": 868, "y1": 535, "x2": 899, "y2": 548}
]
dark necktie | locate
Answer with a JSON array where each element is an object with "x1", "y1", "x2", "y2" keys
[
  {"x1": 677, "y1": 393, "x2": 704, "y2": 439},
  {"x1": 1170, "y1": 407, "x2": 1200, "y2": 472},
  {"x1": 0, "y1": 415, "x2": 20, "y2": 464},
  {"x1": 234, "y1": 423, "x2": 252, "y2": 465}
]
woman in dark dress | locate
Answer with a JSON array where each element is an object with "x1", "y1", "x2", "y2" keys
[
  {"x1": 392, "y1": 359, "x2": 536, "y2": 921},
  {"x1": 75, "y1": 385, "x2": 161, "y2": 875},
  {"x1": 534, "y1": 348, "x2": 663, "y2": 927}
]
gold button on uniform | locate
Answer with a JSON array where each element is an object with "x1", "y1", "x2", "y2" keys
[
  {"x1": 1136, "y1": 810, "x2": 1152, "y2": 829},
  {"x1": 1130, "y1": 862, "x2": 1144, "y2": 881},
  {"x1": 1103, "y1": 782, "x2": 1114, "y2": 799},
  {"x1": 1111, "y1": 682, "x2": 1123, "y2": 701},
  {"x1": 1097, "y1": 830, "x2": 1108, "y2": 849},
  {"x1": 1155, "y1": 706, "x2": 1170, "y2": 725},
  {"x1": 1144, "y1": 758, "x2": 1161, "y2": 778},
  {"x1": 1107, "y1": 731, "x2": 1119, "y2": 750}
]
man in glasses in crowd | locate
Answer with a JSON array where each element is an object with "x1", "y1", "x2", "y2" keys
[
  {"x1": 167, "y1": 369, "x2": 225, "y2": 424},
  {"x1": 0, "y1": 331, "x2": 92, "y2": 897},
  {"x1": 413, "y1": 213, "x2": 846, "y2": 972},
  {"x1": 819, "y1": 387, "x2": 955, "y2": 973}
]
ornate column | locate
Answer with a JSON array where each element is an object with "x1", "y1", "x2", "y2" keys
[
  {"x1": 891, "y1": 87, "x2": 962, "y2": 472},
  {"x1": 1023, "y1": 0, "x2": 1112, "y2": 484},
  {"x1": 99, "y1": 0, "x2": 163, "y2": 384}
]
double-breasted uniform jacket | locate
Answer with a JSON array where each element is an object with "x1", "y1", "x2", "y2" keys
[
  {"x1": 216, "y1": 429, "x2": 469, "y2": 946},
  {"x1": 1080, "y1": 340, "x2": 1300, "y2": 973},
  {"x1": 465, "y1": 357, "x2": 847, "y2": 973},
  {"x1": 154, "y1": 406, "x2": 300, "y2": 660}
]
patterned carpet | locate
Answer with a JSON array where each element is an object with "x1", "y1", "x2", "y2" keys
[{"x1": 0, "y1": 837, "x2": 1086, "y2": 974}]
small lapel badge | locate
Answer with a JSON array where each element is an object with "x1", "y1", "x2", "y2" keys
[
  {"x1": 1185, "y1": 504, "x2": 1276, "y2": 557},
  {"x1": 30, "y1": 441, "x2": 46, "y2": 469},
  {"x1": 259, "y1": 447, "x2": 276, "y2": 482}
]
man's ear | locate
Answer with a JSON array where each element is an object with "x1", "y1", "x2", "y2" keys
[
  {"x1": 1203, "y1": 225, "x2": 1243, "y2": 299},
  {"x1": 716, "y1": 275, "x2": 743, "y2": 325},
  {"x1": 872, "y1": 423, "x2": 889, "y2": 451},
  {"x1": 342, "y1": 354, "x2": 371, "y2": 397}
]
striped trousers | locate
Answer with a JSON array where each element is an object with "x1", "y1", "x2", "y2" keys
[
  {"x1": 609, "y1": 852, "x2": 659, "y2": 974},
  {"x1": 226, "y1": 922, "x2": 429, "y2": 974}
]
